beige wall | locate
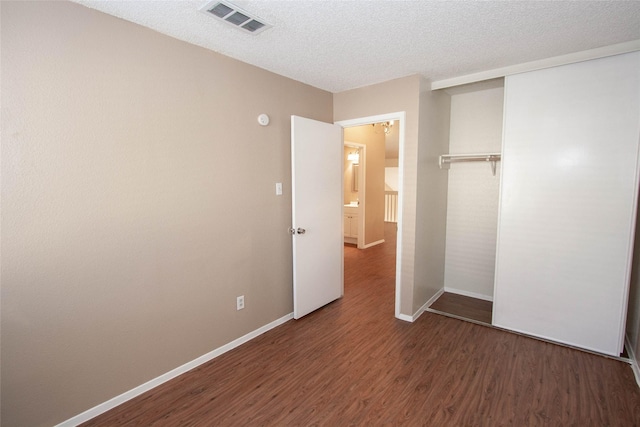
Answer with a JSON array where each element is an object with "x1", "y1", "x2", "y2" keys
[
  {"x1": 0, "y1": 2, "x2": 332, "y2": 426},
  {"x1": 334, "y1": 75, "x2": 422, "y2": 316},
  {"x1": 413, "y1": 82, "x2": 451, "y2": 313},
  {"x1": 344, "y1": 125, "x2": 385, "y2": 245}
]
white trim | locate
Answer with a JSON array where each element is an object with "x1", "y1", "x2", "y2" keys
[
  {"x1": 335, "y1": 112, "x2": 407, "y2": 321},
  {"x1": 336, "y1": 112, "x2": 405, "y2": 129},
  {"x1": 431, "y1": 40, "x2": 640, "y2": 90},
  {"x1": 411, "y1": 288, "x2": 445, "y2": 322},
  {"x1": 444, "y1": 287, "x2": 494, "y2": 302},
  {"x1": 397, "y1": 288, "x2": 445, "y2": 323},
  {"x1": 618, "y1": 109, "x2": 640, "y2": 352},
  {"x1": 625, "y1": 336, "x2": 640, "y2": 388},
  {"x1": 396, "y1": 313, "x2": 413, "y2": 322},
  {"x1": 56, "y1": 313, "x2": 294, "y2": 427},
  {"x1": 361, "y1": 239, "x2": 384, "y2": 249}
]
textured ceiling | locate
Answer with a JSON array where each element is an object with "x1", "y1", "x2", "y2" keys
[{"x1": 72, "y1": 0, "x2": 640, "y2": 93}]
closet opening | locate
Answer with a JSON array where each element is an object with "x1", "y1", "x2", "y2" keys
[
  {"x1": 425, "y1": 78, "x2": 505, "y2": 327},
  {"x1": 428, "y1": 293, "x2": 492, "y2": 325}
]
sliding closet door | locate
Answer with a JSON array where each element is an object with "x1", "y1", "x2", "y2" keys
[{"x1": 493, "y1": 52, "x2": 640, "y2": 356}]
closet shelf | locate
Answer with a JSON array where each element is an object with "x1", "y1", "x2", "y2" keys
[{"x1": 439, "y1": 153, "x2": 501, "y2": 176}]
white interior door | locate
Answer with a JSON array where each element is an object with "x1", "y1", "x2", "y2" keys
[{"x1": 291, "y1": 115, "x2": 343, "y2": 319}]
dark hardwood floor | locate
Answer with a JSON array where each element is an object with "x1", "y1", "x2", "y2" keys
[
  {"x1": 83, "y1": 222, "x2": 640, "y2": 426},
  {"x1": 429, "y1": 292, "x2": 493, "y2": 325}
]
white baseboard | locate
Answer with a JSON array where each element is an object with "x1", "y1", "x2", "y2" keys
[
  {"x1": 396, "y1": 288, "x2": 445, "y2": 323},
  {"x1": 396, "y1": 313, "x2": 413, "y2": 322},
  {"x1": 56, "y1": 312, "x2": 294, "y2": 426},
  {"x1": 344, "y1": 237, "x2": 357, "y2": 245},
  {"x1": 625, "y1": 335, "x2": 640, "y2": 388},
  {"x1": 444, "y1": 287, "x2": 493, "y2": 302},
  {"x1": 361, "y1": 239, "x2": 384, "y2": 249}
]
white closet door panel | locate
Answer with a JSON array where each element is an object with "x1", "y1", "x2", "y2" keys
[{"x1": 493, "y1": 52, "x2": 640, "y2": 356}]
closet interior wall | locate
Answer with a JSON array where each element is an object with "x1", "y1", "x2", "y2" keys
[{"x1": 442, "y1": 80, "x2": 504, "y2": 301}]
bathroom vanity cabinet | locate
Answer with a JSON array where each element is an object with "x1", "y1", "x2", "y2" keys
[{"x1": 344, "y1": 206, "x2": 358, "y2": 243}]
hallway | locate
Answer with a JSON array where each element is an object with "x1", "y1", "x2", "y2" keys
[
  {"x1": 84, "y1": 223, "x2": 640, "y2": 426},
  {"x1": 343, "y1": 221, "x2": 397, "y2": 318}
]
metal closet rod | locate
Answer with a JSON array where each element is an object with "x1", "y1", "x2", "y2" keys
[{"x1": 439, "y1": 153, "x2": 501, "y2": 176}]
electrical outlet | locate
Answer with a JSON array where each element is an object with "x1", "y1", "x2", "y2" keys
[{"x1": 236, "y1": 295, "x2": 245, "y2": 311}]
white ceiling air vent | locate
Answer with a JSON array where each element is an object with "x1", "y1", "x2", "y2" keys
[{"x1": 200, "y1": 1, "x2": 272, "y2": 35}]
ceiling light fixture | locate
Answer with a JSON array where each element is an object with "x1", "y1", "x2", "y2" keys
[
  {"x1": 347, "y1": 150, "x2": 360, "y2": 163},
  {"x1": 372, "y1": 121, "x2": 394, "y2": 135}
]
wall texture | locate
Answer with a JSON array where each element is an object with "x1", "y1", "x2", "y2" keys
[
  {"x1": 443, "y1": 84, "x2": 504, "y2": 299},
  {"x1": 1, "y1": 2, "x2": 332, "y2": 426},
  {"x1": 344, "y1": 125, "x2": 386, "y2": 246}
]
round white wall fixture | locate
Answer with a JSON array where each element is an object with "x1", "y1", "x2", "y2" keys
[{"x1": 257, "y1": 114, "x2": 270, "y2": 126}]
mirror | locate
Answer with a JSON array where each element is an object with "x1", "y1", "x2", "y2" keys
[{"x1": 352, "y1": 164, "x2": 359, "y2": 192}]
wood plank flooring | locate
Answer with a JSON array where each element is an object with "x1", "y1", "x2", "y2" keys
[
  {"x1": 429, "y1": 292, "x2": 493, "y2": 325},
  {"x1": 82, "y1": 222, "x2": 640, "y2": 426}
]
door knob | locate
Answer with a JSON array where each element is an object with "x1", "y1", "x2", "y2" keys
[{"x1": 296, "y1": 228, "x2": 306, "y2": 235}]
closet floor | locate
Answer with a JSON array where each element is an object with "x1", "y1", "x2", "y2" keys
[{"x1": 428, "y1": 292, "x2": 493, "y2": 325}]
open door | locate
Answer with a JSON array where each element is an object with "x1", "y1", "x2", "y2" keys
[{"x1": 291, "y1": 115, "x2": 343, "y2": 319}]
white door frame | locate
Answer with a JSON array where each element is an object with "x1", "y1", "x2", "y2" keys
[
  {"x1": 336, "y1": 112, "x2": 406, "y2": 320},
  {"x1": 343, "y1": 141, "x2": 366, "y2": 248}
]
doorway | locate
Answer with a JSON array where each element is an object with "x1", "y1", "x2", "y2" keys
[{"x1": 336, "y1": 112, "x2": 406, "y2": 319}]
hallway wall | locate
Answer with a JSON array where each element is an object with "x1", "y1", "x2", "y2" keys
[{"x1": 344, "y1": 125, "x2": 386, "y2": 246}]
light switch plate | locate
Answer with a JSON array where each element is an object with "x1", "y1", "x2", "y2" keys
[{"x1": 276, "y1": 182, "x2": 283, "y2": 195}]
